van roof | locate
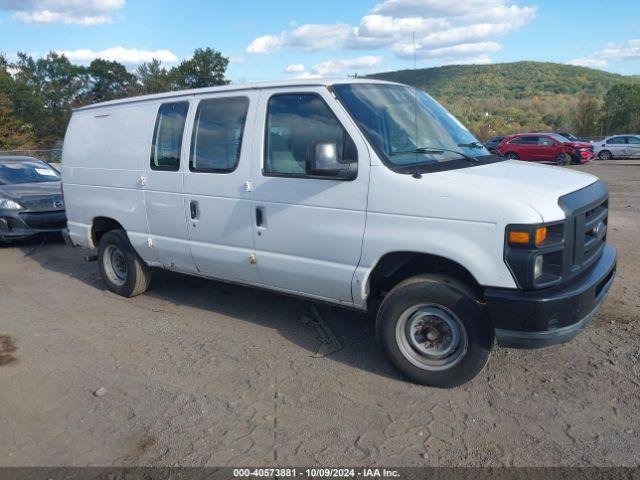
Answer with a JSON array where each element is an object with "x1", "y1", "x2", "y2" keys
[{"x1": 74, "y1": 78, "x2": 402, "y2": 112}]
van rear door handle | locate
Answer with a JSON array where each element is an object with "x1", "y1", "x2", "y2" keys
[
  {"x1": 190, "y1": 200, "x2": 199, "y2": 220},
  {"x1": 255, "y1": 207, "x2": 264, "y2": 227}
]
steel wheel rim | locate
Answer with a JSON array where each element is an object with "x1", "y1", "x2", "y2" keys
[
  {"x1": 395, "y1": 304, "x2": 468, "y2": 371},
  {"x1": 103, "y1": 244, "x2": 127, "y2": 286}
]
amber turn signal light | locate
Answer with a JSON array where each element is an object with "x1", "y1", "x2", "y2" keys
[
  {"x1": 535, "y1": 227, "x2": 547, "y2": 246},
  {"x1": 508, "y1": 231, "x2": 530, "y2": 245}
]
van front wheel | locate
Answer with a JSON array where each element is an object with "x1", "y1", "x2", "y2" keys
[
  {"x1": 98, "y1": 229, "x2": 151, "y2": 297},
  {"x1": 376, "y1": 274, "x2": 493, "y2": 388}
]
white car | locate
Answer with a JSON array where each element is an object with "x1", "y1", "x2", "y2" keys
[
  {"x1": 595, "y1": 134, "x2": 640, "y2": 160},
  {"x1": 61, "y1": 79, "x2": 617, "y2": 388}
]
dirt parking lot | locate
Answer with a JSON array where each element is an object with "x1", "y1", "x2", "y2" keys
[{"x1": 0, "y1": 160, "x2": 639, "y2": 467}]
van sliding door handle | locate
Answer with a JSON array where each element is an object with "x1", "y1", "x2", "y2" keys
[
  {"x1": 190, "y1": 200, "x2": 199, "y2": 220},
  {"x1": 255, "y1": 207, "x2": 264, "y2": 227}
]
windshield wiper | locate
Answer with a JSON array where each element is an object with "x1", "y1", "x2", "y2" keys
[{"x1": 391, "y1": 146, "x2": 480, "y2": 163}]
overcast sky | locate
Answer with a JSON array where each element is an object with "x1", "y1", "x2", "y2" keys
[{"x1": 1, "y1": 0, "x2": 639, "y2": 82}]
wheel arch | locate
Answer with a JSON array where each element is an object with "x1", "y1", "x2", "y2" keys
[
  {"x1": 363, "y1": 251, "x2": 483, "y2": 311},
  {"x1": 91, "y1": 216, "x2": 125, "y2": 247}
]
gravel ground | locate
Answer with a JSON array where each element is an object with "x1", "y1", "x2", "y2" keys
[{"x1": 0, "y1": 160, "x2": 638, "y2": 467}]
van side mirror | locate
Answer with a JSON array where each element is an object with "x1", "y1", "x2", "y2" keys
[{"x1": 307, "y1": 142, "x2": 357, "y2": 180}]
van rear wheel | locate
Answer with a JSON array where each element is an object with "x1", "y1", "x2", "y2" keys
[
  {"x1": 98, "y1": 229, "x2": 151, "y2": 297},
  {"x1": 376, "y1": 274, "x2": 493, "y2": 388}
]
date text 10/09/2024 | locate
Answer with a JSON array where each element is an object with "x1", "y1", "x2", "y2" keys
[{"x1": 233, "y1": 468, "x2": 401, "y2": 478}]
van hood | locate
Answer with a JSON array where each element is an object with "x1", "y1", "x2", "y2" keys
[{"x1": 434, "y1": 159, "x2": 597, "y2": 221}]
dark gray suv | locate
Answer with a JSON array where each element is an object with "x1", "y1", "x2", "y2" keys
[{"x1": 0, "y1": 156, "x2": 66, "y2": 243}]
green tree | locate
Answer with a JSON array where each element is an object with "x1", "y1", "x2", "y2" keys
[
  {"x1": 136, "y1": 58, "x2": 172, "y2": 94},
  {"x1": 9, "y1": 52, "x2": 86, "y2": 145},
  {"x1": 0, "y1": 90, "x2": 35, "y2": 149},
  {"x1": 0, "y1": 55, "x2": 35, "y2": 148},
  {"x1": 572, "y1": 94, "x2": 603, "y2": 136},
  {"x1": 172, "y1": 48, "x2": 229, "y2": 90},
  {"x1": 602, "y1": 83, "x2": 640, "y2": 134},
  {"x1": 85, "y1": 59, "x2": 137, "y2": 103}
]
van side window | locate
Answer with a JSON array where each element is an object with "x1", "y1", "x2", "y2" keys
[
  {"x1": 264, "y1": 93, "x2": 356, "y2": 177},
  {"x1": 150, "y1": 102, "x2": 189, "y2": 171},
  {"x1": 190, "y1": 97, "x2": 249, "y2": 173}
]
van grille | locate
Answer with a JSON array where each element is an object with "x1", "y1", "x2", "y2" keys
[
  {"x1": 558, "y1": 181, "x2": 609, "y2": 281},
  {"x1": 559, "y1": 181, "x2": 609, "y2": 283},
  {"x1": 572, "y1": 198, "x2": 607, "y2": 270}
]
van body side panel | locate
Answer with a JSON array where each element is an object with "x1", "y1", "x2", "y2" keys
[
  {"x1": 249, "y1": 88, "x2": 370, "y2": 304},
  {"x1": 182, "y1": 92, "x2": 260, "y2": 284},
  {"x1": 352, "y1": 165, "x2": 532, "y2": 307},
  {"x1": 62, "y1": 106, "x2": 156, "y2": 263},
  {"x1": 144, "y1": 173, "x2": 193, "y2": 270}
]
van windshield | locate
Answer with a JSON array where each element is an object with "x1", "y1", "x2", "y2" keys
[{"x1": 333, "y1": 83, "x2": 497, "y2": 172}]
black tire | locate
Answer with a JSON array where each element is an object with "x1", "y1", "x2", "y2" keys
[
  {"x1": 598, "y1": 150, "x2": 612, "y2": 160},
  {"x1": 555, "y1": 153, "x2": 570, "y2": 166},
  {"x1": 376, "y1": 274, "x2": 493, "y2": 388},
  {"x1": 505, "y1": 152, "x2": 519, "y2": 160},
  {"x1": 98, "y1": 229, "x2": 151, "y2": 297}
]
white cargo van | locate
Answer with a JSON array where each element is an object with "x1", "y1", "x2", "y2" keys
[{"x1": 62, "y1": 79, "x2": 616, "y2": 387}]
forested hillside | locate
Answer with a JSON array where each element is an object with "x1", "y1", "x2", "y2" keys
[
  {"x1": 1, "y1": 56, "x2": 640, "y2": 150},
  {"x1": 369, "y1": 62, "x2": 640, "y2": 139}
]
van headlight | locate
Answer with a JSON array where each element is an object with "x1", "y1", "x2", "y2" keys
[
  {"x1": 505, "y1": 223, "x2": 564, "y2": 289},
  {"x1": 0, "y1": 198, "x2": 24, "y2": 210}
]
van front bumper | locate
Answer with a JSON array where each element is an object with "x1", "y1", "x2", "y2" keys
[{"x1": 485, "y1": 244, "x2": 617, "y2": 349}]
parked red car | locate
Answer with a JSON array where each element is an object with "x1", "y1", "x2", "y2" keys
[{"x1": 497, "y1": 133, "x2": 594, "y2": 165}]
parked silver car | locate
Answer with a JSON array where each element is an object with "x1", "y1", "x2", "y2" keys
[{"x1": 595, "y1": 135, "x2": 640, "y2": 160}]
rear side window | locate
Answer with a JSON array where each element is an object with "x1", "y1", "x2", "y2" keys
[
  {"x1": 264, "y1": 93, "x2": 355, "y2": 177},
  {"x1": 509, "y1": 136, "x2": 537, "y2": 145},
  {"x1": 190, "y1": 97, "x2": 249, "y2": 173},
  {"x1": 151, "y1": 102, "x2": 189, "y2": 171},
  {"x1": 626, "y1": 136, "x2": 640, "y2": 144}
]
